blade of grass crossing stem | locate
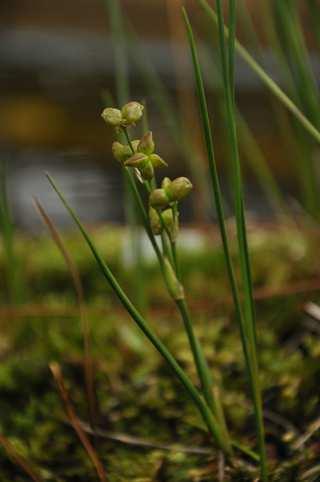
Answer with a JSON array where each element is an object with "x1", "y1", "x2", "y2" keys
[
  {"x1": 46, "y1": 173, "x2": 232, "y2": 456},
  {"x1": 183, "y1": 8, "x2": 265, "y2": 470},
  {"x1": 197, "y1": 0, "x2": 320, "y2": 146},
  {"x1": 216, "y1": 1, "x2": 268, "y2": 478},
  {"x1": 34, "y1": 198, "x2": 97, "y2": 433}
]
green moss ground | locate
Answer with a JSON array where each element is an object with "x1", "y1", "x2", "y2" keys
[{"x1": 0, "y1": 225, "x2": 320, "y2": 480}]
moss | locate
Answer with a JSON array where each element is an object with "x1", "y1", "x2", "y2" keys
[{"x1": 0, "y1": 226, "x2": 320, "y2": 479}]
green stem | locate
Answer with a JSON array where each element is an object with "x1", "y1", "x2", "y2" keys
[
  {"x1": 176, "y1": 298, "x2": 229, "y2": 444},
  {"x1": 123, "y1": 127, "x2": 231, "y2": 451}
]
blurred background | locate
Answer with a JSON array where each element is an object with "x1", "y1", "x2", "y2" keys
[
  {"x1": 1, "y1": 0, "x2": 320, "y2": 231},
  {"x1": 1, "y1": 4, "x2": 320, "y2": 479}
]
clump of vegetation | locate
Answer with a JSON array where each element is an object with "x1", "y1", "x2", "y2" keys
[
  {"x1": 48, "y1": 38, "x2": 266, "y2": 476},
  {"x1": 3, "y1": 0, "x2": 320, "y2": 480}
]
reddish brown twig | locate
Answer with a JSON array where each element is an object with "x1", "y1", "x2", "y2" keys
[
  {"x1": 34, "y1": 198, "x2": 96, "y2": 429},
  {"x1": 0, "y1": 433, "x2": 43, "y2": 482},
  {"x1": 50, "y1": 362, "x2": 107, "y2": 482}
]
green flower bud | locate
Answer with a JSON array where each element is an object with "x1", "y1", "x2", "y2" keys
[
  {"x1": 167, "y1": 177, "x2": 193, "y2": 202},
  {"x1": 149, "y1": 207, "x2": 162, "y2": 235},
  {"x1": 124, "y1": 152, "x2": 148, "y2": 168},
  {"x1": 112, "y1": 141, "x2": 132, "y2": 163},
  {"x1": 163, "y1": 257, "x2": 184, "y2": 300},
  {"x1": 101, "y1": 107, "x2": 122, "y2": 127},
  {"x1": 149, "y1": 154, "x2": 167, "y2": 168},
  {"x1": 162, "y1": 208, "x2": 179, "y2": 241},
  {"x1": 138, "y1": 131, "x2": 155, "y2": 155},
  {"x1": 149, "y1": 188, "x2": 170, "y2": 209},
  {"x1": 121, "y1": 101, "x2": 144, "y2": 125}
]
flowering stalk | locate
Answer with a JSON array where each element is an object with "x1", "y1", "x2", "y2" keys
[{"x1": 102, "y1": 101, "x2": 231, "y2": 452}]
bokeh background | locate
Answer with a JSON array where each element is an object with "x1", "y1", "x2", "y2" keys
[{"x1": 0, "y1": 0, "x2": 319, "y2": 229}]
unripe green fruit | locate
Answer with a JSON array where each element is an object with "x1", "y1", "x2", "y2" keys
[
  {"x1": 101, "y1": 108, "x2": 122, "y2": 127},
  {"x1": 149, "y1": 188, "x2": 170, "y2": 209},
  {"x1": 121, "y1": 101, "x2": 144, "y2": 125}
]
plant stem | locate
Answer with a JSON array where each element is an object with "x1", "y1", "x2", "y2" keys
[
  {"x1": 122, "y1": 127, "x2": 231, "y2": 452},
  {"x1": 176, "y1": 298, "x2": 229, "y2": 443}
]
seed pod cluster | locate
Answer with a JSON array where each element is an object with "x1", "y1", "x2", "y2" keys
[
  {"x1": 149, "y1": 177, "x2": 193, "y2": 209},
  {"x1": 101, "y1": 101, "x2": 193, "y2": 243},
  {"x1": 102, "y1": 101, "x2": 144, "y2": 129}
]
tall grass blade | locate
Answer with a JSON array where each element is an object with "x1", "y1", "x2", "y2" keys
[{"x1": 182, "y1": 5, "x2": 268, "y2": 479}]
